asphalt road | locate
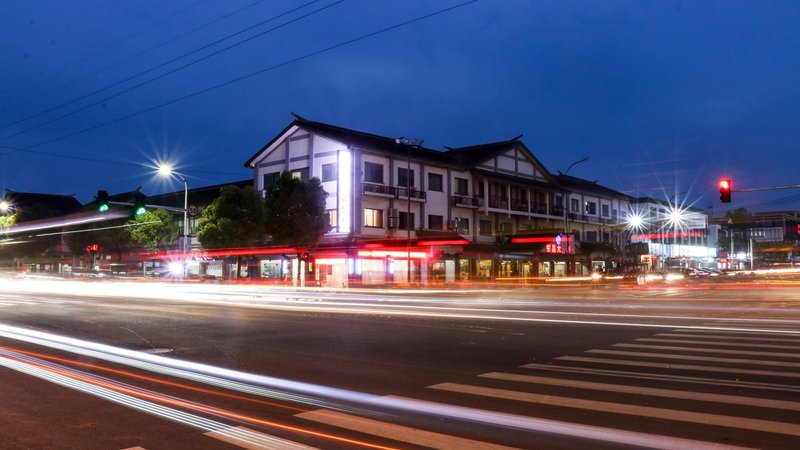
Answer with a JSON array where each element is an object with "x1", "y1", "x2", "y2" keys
[{"x1": 0, "y1": 280, "x2": 799, "y2": 449}]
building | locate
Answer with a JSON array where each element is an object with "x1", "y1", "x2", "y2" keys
[
  {"x1": 629, "y1": 197, "x2": 717, "y2": 271},
  {"x1": 244, "y1": 113, "x2": 632, "y2": 286}
]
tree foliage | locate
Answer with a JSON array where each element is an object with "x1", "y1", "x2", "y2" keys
[
  {"x1": 127, "y1": 209, "x2": 179, "y2": 251},
  {"x1": 263, "y1": 172, "x2": 329, "y2": 248},
  {"x1": 197, "y1": 185, "x2": 266, "y2": 249}
]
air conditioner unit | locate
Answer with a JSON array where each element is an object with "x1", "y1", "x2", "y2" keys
[{"x1": 448, "y1": 219, "x2": 458, "y2": 230}]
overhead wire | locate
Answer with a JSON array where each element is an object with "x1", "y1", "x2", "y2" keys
[
  {"x1": 2, "y1": 0, "x2": 208, "y2": 107},
  {"x1": 1, "y1": 0, "x2": 270, "y2": 116},
  {"x1": 0, "y1": 0, "x2": 480, "y2": 165},
  {"x1": 0, "y1": 0, "x2": 330, "y2": 138}
]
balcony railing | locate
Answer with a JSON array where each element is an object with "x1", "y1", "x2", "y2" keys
[
  {"x1": 550, "y1": 206, "x2": 564, "y2": 216},
  {"x1": 363, "y1": 183, "x2": 397, "y2": 196},
  {"x1": 510, "y1": 200, "x2": 528, "y2": 212},
  {"x1": 488, "y1": 196, "x2": 509, "y2": 209},
  {"x1": 450, "y1": 195, "x2": 480, "y2": 208},
  {"x1": 397, "y1": 186, "x2": 426, "y2": 200},
  {"x1": 532, "y1": 203, "x2": 548, "y2": 215}
]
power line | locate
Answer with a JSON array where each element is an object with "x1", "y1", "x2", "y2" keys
[
  {"x1": 2, "y1": 0, "x2": 207, "y2": 106},
  {"x1": 0, "y1": 0, "x2": 480, "y2": 161},
  {"x1": 0, "y1": 0, "x2": 330, "y2": 137},
  {"x1": 2, "y1": 0, "x2": 270, "y2": 116}
]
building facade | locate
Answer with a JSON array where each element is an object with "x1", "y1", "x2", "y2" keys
[{"x1": 244, "y1": 114, "x2": 632, "y2": 286}]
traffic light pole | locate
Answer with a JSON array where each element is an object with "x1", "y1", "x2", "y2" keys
[{"x1": 732, "y1": 184, "x2": 800, "y2": 192}]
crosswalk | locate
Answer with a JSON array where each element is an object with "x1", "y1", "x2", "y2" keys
[
  {"x1": 291, "y1": 320, "x2": 800, "y2": 449},
  {"x1": 0, "y1": 295, "x2": 67, "y2": 307}
]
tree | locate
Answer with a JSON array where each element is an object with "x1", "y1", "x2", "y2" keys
[
  {"x1": 197, "y1": 185, "x2": 266, "y2": 248},
  {"x1": 197, "y1": 185, "x2": 266, "y2": 278},
  {"x1": 263, "y1": 172, "x2": 329, "y2": 283},
  {"x1": 127, "y1": 209, "x2": 179, "y2": 251}
]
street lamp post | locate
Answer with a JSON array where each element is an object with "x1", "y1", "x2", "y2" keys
[
  {"x1": 157, "y1": 164, "x2": 189, "y2": 254},
  {"x1": 561, "y1": 157, "x2": 590, "y2": 275}
]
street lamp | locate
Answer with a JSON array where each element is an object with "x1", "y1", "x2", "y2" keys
[
  {"x1": 0, "y1": 200, "x2": 9, "y2": 214},
  {"x1": 561, "y1": 157, "x2": 590, "y2": 275},
  {"x1": 157, "y1": 164, "x2": 189, "y2": 254}
]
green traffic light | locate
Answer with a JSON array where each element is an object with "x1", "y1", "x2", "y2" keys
[
  {"x1": 135, "y1": 206, "x2": 146, "y2": 216},
  {"x1": 99, "y1": 204, "x2": 109, "y2": 212}
]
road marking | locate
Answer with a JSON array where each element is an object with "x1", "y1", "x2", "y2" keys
[
  {"x1": 656, "y1": 332, "x2": 800, "y2": 344},
  {"x1": 520, "y1": 362, "x2": 800, "y2": 393},
  {"x1": 297, "y1": 409, "x2": 518, "y2": 450},
  {"x1": 638, "y1": 337, "x2": 800, "y2": 350},
  {"x1": 589, "y1": 349, "x2": 800, "y2": 368},
  {"x1": 614, "y1": 343, "x2": 800, "y2": 359},
  {"x1": 671, "y1": 328, "x2": 800, "y2": 336},
  {"x1": 430, "y1": 382, "x2": 800, "y2": 437},
  {"x1": 380, "y1": 396, "x2": 750, "y2": 450},
  {"x1": 120, "y1": 447, "x2": 147, "y2": 450},
  {"x1": 558, "y1": 356, "x2": 800, "y2": 378},
  {"x1": 205, "y1": 426, "x2": 316, "y2": 450},
  {"x1": 480, "y1": 372, "x2": 800, "y2": 411}
]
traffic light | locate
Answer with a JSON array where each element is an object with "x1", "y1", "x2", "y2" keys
[
  {"x1": 133, "y1": 192, "x2": 147, "y2": 216},
  {"x1": 719, "y1": 178, "x2": 732, "y2": 203},
  {"x1": 97, "y1": 190, "x2": 109, "y2": 212}
]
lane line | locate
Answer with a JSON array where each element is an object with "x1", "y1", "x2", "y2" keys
[
  {"x1": 430, "y1": 382, "x2": 800, "y2": 437},
  {"x1": 589, "y1": 349, "x2": 800, "y2": 368},
  {"x1": 656, "y1": 332, "x2": 800, "y2": 343},
  {"x1": 637, "y1": 337, "x2": 800, "y2": 350},
  {"x1": 204, "y1": 426, "x2": 317, "y2": 450},
  {"x1": 558, "y1": 356, "x2": 800, "y2": 378},
  {"x1": 520, "y1": 362, "x2": 800, "y2": 393},
  {"x1": 480, "y1": 372, "x2": 800, "y2": 411},
  {"x1": 613, "y1": 343, "x2": 800, "y2": 359},
  {"x1": 296, "y1": 409, "x2": 518, "y2": 450},
  {"x1": 671, "y1": 328, "x2": 800, "y2": 336}
]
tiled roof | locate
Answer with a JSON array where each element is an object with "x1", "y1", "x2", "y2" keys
[
  {"x1": 147, "y1": 180, "x2": 252, "y2": 208},
  {"x1": 2, "y1": 189, "x2": 82, "y2": 216},
  {"x1": 554, "y1": 174, "x2": 630, "y2": 199}
]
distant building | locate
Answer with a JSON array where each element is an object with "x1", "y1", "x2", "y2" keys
[{"x1": 629, "y1": 197, "x2": 717, "y2": 270}]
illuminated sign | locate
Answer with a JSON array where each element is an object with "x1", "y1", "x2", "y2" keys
[
  {"x1": 337, "y1": 150, "x2": 352, "y2": 233},
  {"x1": 544, "y1": 244, "x2": 565, "y2": 254},
  {"x1": 357, "y1": 250, "x2": 427, "y2": 259},
  {"x1": 84, "y1": 243, "x2": 99, "y2": 252}
]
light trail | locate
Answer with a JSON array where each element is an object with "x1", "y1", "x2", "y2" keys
[
  {"x1": 0, "y1": 344, "x2": 306, "y2": 413},
  {"x1": 0, "y1": 347, "x2": 394, "y2": 449}
]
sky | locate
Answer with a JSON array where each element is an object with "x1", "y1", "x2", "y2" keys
[{"x1": 1, "y1": 0, "x2": 799, "y2": 216}]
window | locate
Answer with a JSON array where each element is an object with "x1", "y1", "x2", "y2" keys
[
  {"x1": 326, "y1": 209, "x2": 337, "y2": 229},
  {"x1": 364, "y1": 208, "x2": 383, "y2": 227},
  {"x1": 603, "y1": 232, "x2": 610, "y2": 242},
  {"x1": 602, "y1": 204, "x2": 610, "y2": 217},
  {"x1": 428, "y1": 214, "x2": 443, "y2": 230},
  {"x1": 477, "y1": 181, "x2": 484, "y2": 198},
  {"x1": 364, "y1": 162, "x2": 383, "y2": 184},
  {"x1": 585, "y1": 201, "x2": 597, "y2": 215},
  {"x1": 398, "y1": 168, "x2": 415, "y2": 187},
  {"x1": 571, "y1": 198, "x2": 580, "y2": 212},
  {"x1": 455, "y1": 177, "x2": 468, "y2": 196},
  {"x1": 399, "y1": 211, "x2": 415, "y2": 230},
  {"x1": 479, "y1": 220, "x2": 493, "y2": 236},
  {"x1": 585, "y1": 231, "x2": 598, "y2": 242},
  {"x1": 428, "y1": 173, "x2": 443, "y2": 192},
  {"x1": 455, "y1": 217, "x2": 469, "y2": 234},
  {"x1": 322, "y1": 163, "x2": 337, "y2": 182},
  {"x1": 554, "y1": 194, "x2": 563, "y2": 207},
  {"x1": 263, "y1": 172, "x2": 280, "y2": 189},
  {"x1": 291, "y1": 167, "x2": 309, "y2": 181}
]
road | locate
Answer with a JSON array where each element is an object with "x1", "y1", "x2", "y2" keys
[{"x1": 0, "y1": 279, "x2": 799, "y2": 449}]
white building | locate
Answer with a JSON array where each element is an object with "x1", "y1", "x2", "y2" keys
[
  {"x1": 244, "y1": 113, "x2": 632, "y2": 286},
  {"x1": 629, "y1": 197, "x2": 717, "y2": 270}
]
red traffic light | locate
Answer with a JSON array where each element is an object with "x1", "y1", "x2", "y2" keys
[{"x1": 719, "y1": 178, "x2": 732, "y2": 203}]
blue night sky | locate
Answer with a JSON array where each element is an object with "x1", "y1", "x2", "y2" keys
[{"x1": 1, "y1": 0, "x2": 799, "y2": 215}]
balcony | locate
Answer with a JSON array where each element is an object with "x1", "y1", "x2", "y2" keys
[
  {"x1": 510, "y1": 199, "x2": 529, "y2": 212},
  {"x1": 397, "y1": 186, "x2": 426, "y2": 201},
  {"x1": 450, "y1": 195, "x2": 480, "y2": 208},
  {"x1": 363, "y1": 183, "x2": 397, "y2": 197},
  {"x1": 488, "y1": 196, "x2": 509, "y2": 210},
  {"x1": 532, "y1": 203, "x2": 549, "y2": 215},
  {"x1": 550, "y1": 206, "x2": 564, "y2": 217}
]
